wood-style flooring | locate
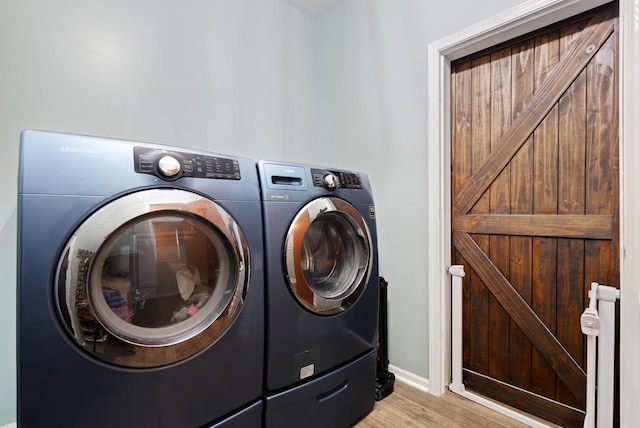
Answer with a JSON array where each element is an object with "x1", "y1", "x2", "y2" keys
[{"x1": 356, "y1": 380, "x2": 538, "y2": 427}]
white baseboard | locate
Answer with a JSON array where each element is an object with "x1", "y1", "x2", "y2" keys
[
  {"x1": 388, "y1": 364, "x2": 430, "y2": 393},
  {"x1": 0, "y1": 423, "x2": 17, "y2": 428}
]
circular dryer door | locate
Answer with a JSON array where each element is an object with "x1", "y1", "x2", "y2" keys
[
  {"x1": 55, "y1": 189, "x2": 249, "y2": 368},
  {"x1": 284, "y1": 197, "x2": 372, "y2": 315}
]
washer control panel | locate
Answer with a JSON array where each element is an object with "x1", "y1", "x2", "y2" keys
[
  {"x1": 311, "y1": 168, "x2": 362, "y2": 190},
  {"x1": 134, "y1": 146, "x2": 241, "y2": 181}
]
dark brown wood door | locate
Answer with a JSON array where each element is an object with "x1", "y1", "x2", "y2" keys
[{"x1": 450, "y1": 3, "x2": 618, "y2": 427}]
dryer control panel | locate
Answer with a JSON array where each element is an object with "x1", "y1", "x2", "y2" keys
[
  {"x1": 134, "y1": 146, "x2": 241, "y2": 181},
  {"x1": 311, "y1": 168, "x2": 363, "y2": 190}
]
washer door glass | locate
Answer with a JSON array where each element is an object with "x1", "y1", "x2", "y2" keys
[
  {"x1": 284, "y1": 197, "x2": 372, "y2": 315},
  {"x1": 56, "y1": 189, "x2": 249, "y2": 368}
]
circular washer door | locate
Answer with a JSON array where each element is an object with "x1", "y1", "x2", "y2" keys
[
  {"x1": 55, "y1": 188, "x2": 249, "y2": 368},
  {"x1": 284, "y1": 197, "x2": 372, "y2": 315}
]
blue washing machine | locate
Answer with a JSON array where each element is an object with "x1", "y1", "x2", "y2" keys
[
  {"x1": 258, "y1": 160, "x2": 378, "y2": 426},
  {"x1": 17, "y1": 130, "x2": 264, "y2": 428}
]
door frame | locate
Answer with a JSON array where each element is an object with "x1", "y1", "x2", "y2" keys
[{"x1": 427, "y1": 0, "x2": 638, "y2": 424}]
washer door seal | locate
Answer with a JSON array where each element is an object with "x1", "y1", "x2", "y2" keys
[
  {"x1": 55, "y1": 188, "x2": 249, "y2": 368},
  {"x1": 284, "y1": 197, "x2": 372, "y2": 315}
]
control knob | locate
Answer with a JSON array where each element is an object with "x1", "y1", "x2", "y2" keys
[
  {"x1": 157, "y1": 155, "x2": 181, "y2": 178},
  {"x1": 322, "y1": 173, "x2": 339, "y2": 191}
]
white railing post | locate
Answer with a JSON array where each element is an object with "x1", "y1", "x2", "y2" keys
[
  {"x1": 448, "y1": 265, "x2": 465, "y2": 393},
  {"x1": 596, "y1": 285, "x2": 620, "y2": 428},
  {"x1": 581, "y1": 283, "x2": 600, "y2": 428},
  {"x1": 581, "y1": 282, "x2": 621, "y2": 428}
]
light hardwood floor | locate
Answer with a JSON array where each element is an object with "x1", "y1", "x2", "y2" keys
[{"x1": 355, "y1": 380, "x2": 534, "y2": 427}]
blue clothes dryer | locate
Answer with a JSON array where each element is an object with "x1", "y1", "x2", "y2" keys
[
  {"x1": 17, "y1": 130, "x2": 264, "y2": 428},
  {"x1": 258, "y1": 160, "x2": 379, "y2": 426}
]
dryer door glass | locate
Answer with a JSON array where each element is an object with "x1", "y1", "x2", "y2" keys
[
  {"x1": 285, "y1": 197, "x2": 372, "y2": 315},
  {"x1": 55, "y1": 189, "x2": 249, "y2": 368}
]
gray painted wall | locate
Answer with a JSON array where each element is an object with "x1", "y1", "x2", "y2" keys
[
  {"x1": 0, "y1": 0, "x2": 315, "y2": 424},
  {"x1": 313, "y1": 0, "x2": 526, "y2": 381}
]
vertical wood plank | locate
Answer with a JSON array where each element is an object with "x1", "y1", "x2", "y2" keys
[
  {"x1": 451, "y1": 60, "x2": 474, "y2": 370},
  {"x1": 584, "y1": 33, "x2": 617, "y2": 308},
  {"x1": 508, "y1": 38, "x2": 535, "y2": 390},
  {"x1": 452, "y1": 61, "x2": 473, "y2": 197},
  {"x1": 608, "y1": 14, "x2": 621, "y2": 289},
  {"x1": 531, "y1": 31, "x2": 560, "y2": 400},
  {"x1": 488, "y1": 47, "x2": 512, "y2": 382},
  {"x1": 556, "y1": 20, "x2": 588, "y2": 406},
  {"x1": 586, "y1": 36, "x2": 615, "y2": 217},
  {"x1": 468, "y1": 55, "x2": 492, "y2": 374}
]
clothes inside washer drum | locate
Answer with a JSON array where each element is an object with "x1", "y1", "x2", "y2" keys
[{"x1": 174, "y1": 263, "x2": 201, "y2": 300}]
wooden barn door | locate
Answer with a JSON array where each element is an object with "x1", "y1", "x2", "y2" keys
[{"x1": 450, "y1": 3, "x2": 618, "y2": 427}]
